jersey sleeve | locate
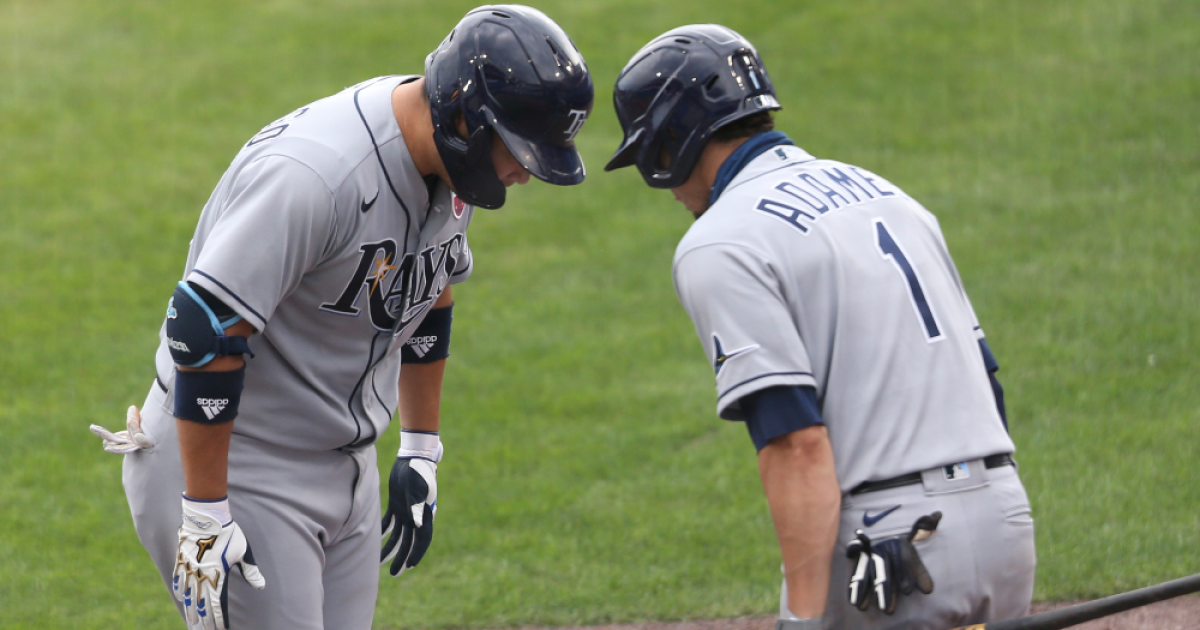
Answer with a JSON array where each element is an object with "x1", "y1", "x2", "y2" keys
[
  {"x1": 673, "y1": 242, "x2": 818, "y2": 420},
  {"x1": 186, "y1": 155, "x2": 335, "y2": 331}
]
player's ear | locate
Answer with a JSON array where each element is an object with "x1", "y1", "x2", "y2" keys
[{"x1": 454, "y1": 114, "x2": 469, "y2": 141}]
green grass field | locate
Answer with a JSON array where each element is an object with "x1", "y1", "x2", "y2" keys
[{"x1": 2, "y1": 0, "x2": 1197, "y2": 628}]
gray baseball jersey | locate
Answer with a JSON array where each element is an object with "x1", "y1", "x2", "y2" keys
[
  {"x1": 126, "y1": 75, "x2": 477, "y2": 630},
  {"x1": 152, "y1": 75, "x2": 473, "y2": 451},
  {"x1": 673, "y1": 144, "x2": 1014, "y2": 492}
]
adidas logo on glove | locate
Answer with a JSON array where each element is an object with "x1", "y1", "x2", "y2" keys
[{"x1": 196, "y1": 397, "x2": 230, "y2": 421}]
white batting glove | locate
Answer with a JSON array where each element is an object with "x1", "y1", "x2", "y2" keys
[
  {"x1": 89, "y1": 405, "x2": 156, "y2": 454},
  {"x1": 173, "y1": 497, "x2": 266, "y2": 630}
]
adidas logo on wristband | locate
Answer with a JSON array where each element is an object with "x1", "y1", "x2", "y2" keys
[
  {"x1": 407, "y1": 335, "x2": 438, "y2": 358},
  {"x1": 196, "y1": 398, "x2": 230, "y2": 420}
]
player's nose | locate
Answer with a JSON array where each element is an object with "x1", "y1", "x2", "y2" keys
[{"x1": 504, "y1": 165, "x2": 531, "y2": 187}]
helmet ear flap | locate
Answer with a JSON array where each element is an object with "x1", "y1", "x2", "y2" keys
[{"x1": 441, "y1": 116, "x2": 507, "y2": 210}]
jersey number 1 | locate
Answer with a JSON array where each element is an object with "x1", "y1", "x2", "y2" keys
[{"x1": 874, "y1": 219, "x2": 942, "y2": 341}]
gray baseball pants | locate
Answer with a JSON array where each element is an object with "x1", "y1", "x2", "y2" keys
[
  {"x1": 782, "y1": 459, "x2": 1037, "y2": 630},
  {"x1": 122, "y1": 381, "x2": 382, "y2": 630}
]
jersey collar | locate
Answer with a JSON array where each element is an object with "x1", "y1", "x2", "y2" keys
[{"x1": 708, "y1": 131, "x2": 795, "y2": 206}]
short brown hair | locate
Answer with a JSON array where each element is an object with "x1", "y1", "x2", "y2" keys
[{"x1": 711, "y1": 112, "x2": 775, "y2": 143}]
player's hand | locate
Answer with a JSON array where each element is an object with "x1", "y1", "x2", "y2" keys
[
  {"x1": 173, "y1": 497, "x2": 266, "y2": 630},
  {"x1": 90, "y1": 405, "x2": 156, "y2": 454},
  {"x1": 846, "y1": 512, "x2": 940, "y2": 615},
  {"x1": 381, "y1": 457, "x2": 438, "y2": 576}
]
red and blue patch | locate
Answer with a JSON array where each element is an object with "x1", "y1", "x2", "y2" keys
[{"x1": 451, "y1": 193, "x2": 469, "y2": 219}]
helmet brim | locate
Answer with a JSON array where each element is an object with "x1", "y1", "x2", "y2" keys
[{"x1": 495, "y1": 125, "x2": 587, "y2": 186}]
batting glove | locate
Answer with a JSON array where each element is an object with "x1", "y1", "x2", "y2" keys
[
  {"x1": 845, "y1": 511, "x2": 941, "y2": 615},
  {"x1": 90, "y1": 405, "x2": 156, "y2": 454},
  {"x1": 173, "y1": 496, "x2": 266, "y2": 630},
  {"x1": 381, "y1": 430, "x2": 441, "y2": 577}
]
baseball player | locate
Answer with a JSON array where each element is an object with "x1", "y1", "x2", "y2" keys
[
  {"x1": 605, "y1": 25, "x2": 1036, "y2": 630},
  {"x1": 88, "y1": 6, "x2": 593, "y2": 629}
]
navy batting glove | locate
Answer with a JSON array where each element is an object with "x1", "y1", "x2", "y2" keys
[
  {"x1": 381, "y1": 457, "x2": 437, "y2": 576},
  {"x1": 845, "y1": 512, "x2": 941, "y2": 616}
]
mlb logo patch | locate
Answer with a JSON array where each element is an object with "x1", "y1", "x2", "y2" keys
[
  {"x1": 452, "y1": 193, "x2": 469, "y2": 219},
  {"x1": 943, "y1": 462, "x2": 970, "y2": 481}
]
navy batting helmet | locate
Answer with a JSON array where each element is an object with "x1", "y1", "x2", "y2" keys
[
  {"x1": 425, "y1": 5, "x2": 594, "y2": 209},
  {"x1": 604, "y1": 25, "x2": 780, "y2": 189}
]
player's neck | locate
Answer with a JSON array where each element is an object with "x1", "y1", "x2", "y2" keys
[
  {"x1": 699, "y1": 139, "x2": 745, "y2": 188},
  {"x1": 683, "y1": 139, "x2": 746, "y2": 218},
  {"x1": 393, "y1": 78, "x2": 451, "y2": 183}
]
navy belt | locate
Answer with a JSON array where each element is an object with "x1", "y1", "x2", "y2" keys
[{"x1": 850, "y1": 454, "x2": 1015, "y2": 495}]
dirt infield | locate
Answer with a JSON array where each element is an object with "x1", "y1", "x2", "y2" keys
[{"x1": 508, "y1": 595, "x2": 1200, "y2": 630}]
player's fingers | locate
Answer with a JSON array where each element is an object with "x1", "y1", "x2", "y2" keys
[
  {"x1": 196, "y1": 589, "x2": 215, "y2": 630},
  {"x1": 218, "y1": 568, "x2": 231, "y2": 630},
  {"x1": 381, "y1": 521, "x2": 403, "y2": 566},
  {"x1": 238, "y1": 561, "x2": 267, "y2": 590},
  {"x1": 89, "y1": 424, "x2": 122, "y2": 442},
  {"x1": 183, "y1": 585, "x2": 200, "y2": 626},
  {"x1": 393, "y1": 539, "x2": 417, "y2": 578},
  {"x1": 405, "y1": 506, "x2": 435, "y2": 567},
  {"x1": 848, "y1": 553, "x2": 870, "y2": 609},
  {"x1": 133, "y1": 433, "x2": 156, "y2": 451},
  {"x1": 172, "y1": 568, "x2": 185, "y2": 602},
  {"x1": 101, "y1": 441, "x2": 139, "y2": 455},
  {"x1": 871, "y1": 551, "x2": 895, "y2": 614},
  {"x1": 126, "y1": 406, "x2": 157, "y2": 450},
  {"x1": 238, "y1": 544, "x2": 267, "y2": 590},
  {"x1": 381, "y1": 508, "x2": 396, "y2": 540},
  {"x1": 202, "y1": 576, "x2": 223, "y2": 630},
  {"x1": 389, "y1": 525, "x2": 415, "y2": 576},
  {"x1": 126, "y1": 406, "x2": 142, "y2": 433}
]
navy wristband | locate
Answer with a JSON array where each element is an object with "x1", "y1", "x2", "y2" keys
[
  {"x1": 402, "y1": 305, "x2": 453, "y2": 364},
  {"x1": 174, "y1": 366, "x2": 245, "y2": 424}
]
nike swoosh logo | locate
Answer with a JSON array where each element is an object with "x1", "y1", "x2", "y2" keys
[
  {"x1": 863, "y1": 505, "x2": 901, "y2": 527},
  {"x1": 360, "y1": 191, "x2": 379, "y2": 213}
]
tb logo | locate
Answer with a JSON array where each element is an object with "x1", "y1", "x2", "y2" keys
[{"x1": 563, "y1": 109, "x2": 589, "y2": 141}]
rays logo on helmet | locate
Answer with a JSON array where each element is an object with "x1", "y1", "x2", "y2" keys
[
  {"x1": 452, "y1": 193, "x2": 468, "y2": 219},
  {"x1": 166, "y1": 297, "x2": 178, "y2": 319},
  {"x1": 564, "y1": 109, "x2": 589, "y2": 141},
  {"x1": 406, "y1": 335, "x2": 438, "y2": 358}
]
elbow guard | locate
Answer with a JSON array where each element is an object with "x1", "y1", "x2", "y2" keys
[{"x1": 166, "y1": 281, "x2": 251, "y2": 368}]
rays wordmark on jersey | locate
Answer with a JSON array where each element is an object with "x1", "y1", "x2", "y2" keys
[{"x1": 320, "y1": 233, "x2": 465, "y2": 333}]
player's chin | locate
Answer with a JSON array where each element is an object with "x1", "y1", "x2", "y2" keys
[{"x1": 683, "y1": 199, "x2": 710, "y2": 219}]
